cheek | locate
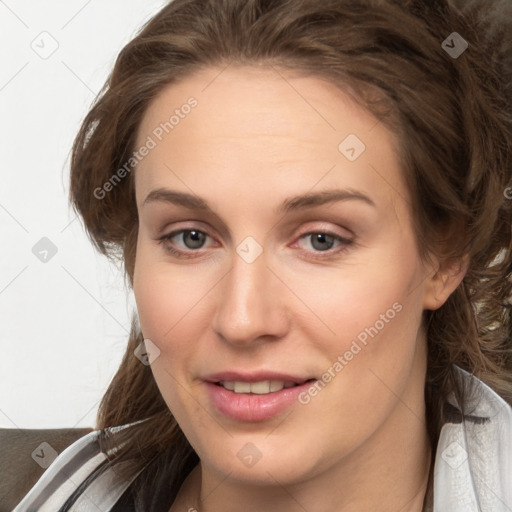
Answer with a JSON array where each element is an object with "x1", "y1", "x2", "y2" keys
[
  {"x1": 132, "y1": 251, "x2": 207, "y2": 421},
  {"x1": 292, "y1": 244, "x2": 426, "y2": 426},
  {"x1": 134, "y1": 272, "x2": 186, "y2": 341},
  {"x1": 291, "y1": 246, "x2": 422, "y2": 353},
  {"x1": 133, "y1": 240, "x2": 209, "y2": 341}
]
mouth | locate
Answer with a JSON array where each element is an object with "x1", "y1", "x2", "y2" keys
[
  {"x1": 214, "y1": 379, "x2": 315, "y2": 394},
  {"x1": 204, "y1": 373, "x2": 318, "y2": 422}
]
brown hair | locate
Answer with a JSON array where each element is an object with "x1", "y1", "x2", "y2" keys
[{"x1": 68, "y1": 0, "x2": 512, "y2": 510}]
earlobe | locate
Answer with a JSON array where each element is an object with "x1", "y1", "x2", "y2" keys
[{"x1": 422, "y1": 254, "x2": 469, "y2": 311}]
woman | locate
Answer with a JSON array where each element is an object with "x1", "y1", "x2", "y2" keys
[{"x1": 14, "y1": 0, "x2": 512, "y2": 510}]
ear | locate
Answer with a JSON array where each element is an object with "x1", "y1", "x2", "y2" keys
[{"x1": 422, "y1": 254, "x2": 469, "y2": 311}]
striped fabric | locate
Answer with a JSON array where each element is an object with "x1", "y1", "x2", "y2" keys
[
  {"x1": 12, "y1": 366, "x2": 512, "y2": 512},
  {"x1": 12, "y1": 426, "x2": 144, "y2": 512}
]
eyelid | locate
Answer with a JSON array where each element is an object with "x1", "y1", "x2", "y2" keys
[{"x1": 294, "y1": 223, "x2": 354, "y2": 241}]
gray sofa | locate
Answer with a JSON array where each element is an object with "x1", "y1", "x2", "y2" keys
[{"x1": 0, "y1": 428, "x2": 93, "y2": 512}]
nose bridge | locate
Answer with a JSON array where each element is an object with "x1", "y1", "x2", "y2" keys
[{"x1": 212, "y1": 244, "x2": 288, "y2": 345}]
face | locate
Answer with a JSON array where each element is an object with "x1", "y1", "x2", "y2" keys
[{"x1": 132, "y1": 65, "x2": 440, "y2": 487}]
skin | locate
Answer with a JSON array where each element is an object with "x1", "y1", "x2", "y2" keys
[{"x1": 132, "y1": 64, "x2": 466, "y2": 512}]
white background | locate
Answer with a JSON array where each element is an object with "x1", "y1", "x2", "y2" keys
[{"x1": 0, "y1": 0, "x2": 168, "y2": 429}]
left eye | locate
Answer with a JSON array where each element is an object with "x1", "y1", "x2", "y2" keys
[
  {"x1": 299, "y1": 232, "x2": 340, "y2": 252},
  {"x1": 300, "y1": 233, "x2": 336, "y2": 251}
]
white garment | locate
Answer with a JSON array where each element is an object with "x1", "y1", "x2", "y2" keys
[
  {"x1": 433, "y1": 367, "x2": 512, "y2": 511},
  {"x1": 13, "y1": 366, "x2": 512, "y2": 511}
]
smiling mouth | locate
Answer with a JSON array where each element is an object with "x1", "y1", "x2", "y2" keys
[
  {"x1": 206, "y1": 377, "x2": 318, "y2": 421},
  {"x1": 215, "y1": 379, "x2": 316, "y2": 394}
]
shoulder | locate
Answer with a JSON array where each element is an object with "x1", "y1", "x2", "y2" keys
[
  {"x1": 13, "y1": 425, "x2": 142, "y2": 512},
  {"x1": 433, "y1": 366, "x2": 512, "y2": 512}
]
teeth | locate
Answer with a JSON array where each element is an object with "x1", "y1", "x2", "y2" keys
[
  {"x1": 220, "y1": 380, "x2": 298, "y2": 394},
  {"x1": 234, "y1": 381, "x2": 251, "y2": 393},
  {"x1": 270, "y1": 380, "x2": 284, "y2": 392},
  {"x1": 248, "y1": 381, "x2": 270, "y2": 394}
]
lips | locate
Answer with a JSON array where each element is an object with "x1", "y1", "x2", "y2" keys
[{"x1": 203, "y1": 371, "x2": 317, "y2": 421}]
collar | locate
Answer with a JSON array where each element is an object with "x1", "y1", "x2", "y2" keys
[{"x1": 432, "y1": 365, "x2": 512, "y2": 511}]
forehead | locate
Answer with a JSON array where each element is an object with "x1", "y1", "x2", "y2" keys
[
  {"x1": 136, "y1": 64, "x2": 385, "y2": 146},
  {"x1": 134, "y1": 65, "x2": 406, "y2": 210}
]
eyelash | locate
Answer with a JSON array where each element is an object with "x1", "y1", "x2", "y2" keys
[{"x1": 157, "y1": 228, "x2": 354, "y2": 260}]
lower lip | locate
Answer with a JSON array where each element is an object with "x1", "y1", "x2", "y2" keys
[{"x1": 205, "y1": 381, "x2": 315, "y2": 422}]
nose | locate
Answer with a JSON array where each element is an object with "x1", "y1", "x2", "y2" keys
[{"x1": 211, "y1": 247, "x2": 290, "y2": 347}]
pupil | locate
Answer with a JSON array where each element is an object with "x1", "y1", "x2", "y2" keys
[
  {"x1": 311, "y1": 233, "x2": 334, "y2": 251},
  {"x1": 184, "y1": 230, "x2": 205, "y2": 249}
]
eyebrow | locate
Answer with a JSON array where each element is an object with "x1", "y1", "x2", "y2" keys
[{"x1": 142, "y1": 187, "x2": 376, "y2": 214}]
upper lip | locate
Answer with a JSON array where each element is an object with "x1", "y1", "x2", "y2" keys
[{"x1": 203, "y1": 371, "x2": 314, "y2": 384}]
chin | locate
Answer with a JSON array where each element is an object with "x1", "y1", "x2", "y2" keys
[{"x1": 191, "y1": 430, "x2": 333, "y2": 487}]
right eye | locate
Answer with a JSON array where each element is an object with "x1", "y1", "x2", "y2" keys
[{"x1": 158, "y1": 229, "x2": 214, "y2": 258}]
